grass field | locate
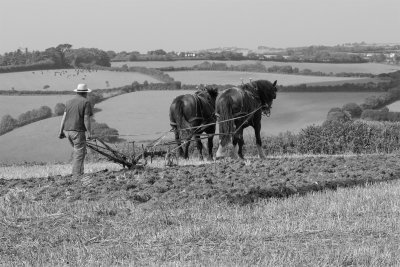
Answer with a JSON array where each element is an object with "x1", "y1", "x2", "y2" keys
[
  {"x1": 2, "y1": 155, "x2": 400, "y2": 265},
  {"x1": 165, "y1": 70, "x2": 368, "y2": 86},
  {"x1": 95, "y1": 90, "x2": 378, "y2": 138},
  {"x1": 0, "y1": 69, "x2": 161, "y2": 91},
  {"x1": 112, "y1": 60, "x2": 400, "y2": 74},
  {"x1": 0, "y1": 91, "x2": 377, "y2": 164},
  {"x1": 0, "y1": 95, "x2": 72, "y2": 118},
  {"x1": 387, "y1": 101, "x2": 400, "y2": 112}
]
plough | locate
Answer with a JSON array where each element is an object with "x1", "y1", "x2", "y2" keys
[{"x1": 86, "y1": 137, "x2": 177, "y2": 169}]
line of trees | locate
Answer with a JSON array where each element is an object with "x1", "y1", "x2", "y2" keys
[
  {"x1": 160, "y1": 61, "x2": 375, "y2": 78},
  {"x1": 0, "y1": 44, "x2": 111, "y2": 73},
  {"x1": 0, "y1": 106, "x2": 53, "y2": 135}
]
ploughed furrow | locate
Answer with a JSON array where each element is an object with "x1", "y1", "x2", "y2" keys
[{"x1": 1, "y1": 153, "x2": 400, "y2": 206}]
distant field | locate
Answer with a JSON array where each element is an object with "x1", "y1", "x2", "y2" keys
[
  {"x1": 387, "y1": 101, "x2": 400, "y2": 111},
  {"x1": 165, "y1": 71, "x2": 368, "y2": 86},
  {"x1": 0, "y1": 90, "x2": 378, "y2": 164},
  {"x1": 95, "y1": 90, "x2": 377, "y2": 139},
  {"x1": 0, "y1": 95, "x2": 72, "y2": 117},
  {"x1": 0, "y1": 69, "x2": 161, "y2": 91},
  {"x1": 112, "y1": 60, "x2": 400, "y2": 74},
  {"x1": 0, "y1": 117, "x2": 72, "y2": 164}
]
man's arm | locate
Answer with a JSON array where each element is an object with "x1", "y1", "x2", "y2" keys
[
  {"x1": 59, "y1": 112, "x2": 66, "y2": 139},
  {"x1": 84, "y1": 115, "x2": 92, "y2": 139}
]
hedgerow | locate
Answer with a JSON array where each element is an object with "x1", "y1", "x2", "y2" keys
[{"x1": 261, "y1": 120, "x2": 400, "y2": 155}]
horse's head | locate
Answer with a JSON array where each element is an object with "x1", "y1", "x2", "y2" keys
[
  {"x1": 252, "y1": 80, "x2": 278, "y2": 115},
  {"x1": 204, "y1": 85, "x2": 219, "y2": 100}
]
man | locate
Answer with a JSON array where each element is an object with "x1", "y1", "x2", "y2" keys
[{"x1": 59, "y1": 83, "x2": 93, "y2": 178}]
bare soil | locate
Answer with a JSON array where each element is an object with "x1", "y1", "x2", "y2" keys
[{"x1": 1, "y1": 154, "x2": 399, "y2": 206}]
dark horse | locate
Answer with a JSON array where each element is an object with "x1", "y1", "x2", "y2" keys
[
  {"x1": 215, "y1": 80, "x2": 277, "y2": 159},
  {"x1": 169, "y1": 86, "x2": 219, "y2": 160}
]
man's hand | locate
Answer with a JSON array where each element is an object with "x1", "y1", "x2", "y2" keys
[
  {"x1": 86, "y1": 132, "x2": 92, "y2": 140},
  {"x1": 59, "y1": 132, "x2": 66, "y2": 139}
]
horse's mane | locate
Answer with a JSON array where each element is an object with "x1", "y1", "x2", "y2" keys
[
  {"x1": 239, "y1": 82, "x2": 259, "y2": 99},
  {"x1": 237, "y1": 82, "x2": 262, "y2": 112},
  {"x1": 239, "y1": 80, "x2": 277, "y2": 108},
  {"x1": 195, "y1": 86, "x2": 219, "y2": 99}
]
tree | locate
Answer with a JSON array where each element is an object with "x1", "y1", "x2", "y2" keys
[
  {"x1": 106, "y1": 50, "x2": 117, "y2": 60},
  {"x1": 54, "y1": 103, "x2": 66, "y2": 116},
  {"x1": 147, "y1": 49, "x2": 167, "y2": 56},
  {"x1": 0, "y1": 115, "x2": 18, "y2": 134},
  {"x1": 56, "y1": 44, "x2": 72, "y2": 66},
  {"x1": 66, "y1": 48, "x2": 111, "y2": 67}
]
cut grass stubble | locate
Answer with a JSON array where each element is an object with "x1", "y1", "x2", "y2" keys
[{"x1": 1, "y1": 174, "x2": 400, "y2": 265}]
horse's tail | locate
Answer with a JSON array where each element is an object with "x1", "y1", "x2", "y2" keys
[
  {"x1": 216, "y1": 95, "x2": 234, "y2": 146},
  {"x1": 173, "y1": 99, "x2": 191, "y2": 139}
]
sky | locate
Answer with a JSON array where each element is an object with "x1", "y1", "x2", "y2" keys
[{"x1": 0, "y1": 0, "x2": 399, "y2": 54}]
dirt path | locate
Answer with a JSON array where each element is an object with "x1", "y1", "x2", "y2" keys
[{"x1": 1, "y1": 154, "x2": 400, "y2": 206}]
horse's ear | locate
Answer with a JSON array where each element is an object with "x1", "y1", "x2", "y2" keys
[{"x1": 272, "y1": 80, "x2": 277, "y2": 87}]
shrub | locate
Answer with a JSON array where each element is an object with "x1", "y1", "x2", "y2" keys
[
  {"x1": 54, "y1": 103, "x2": 66, "y2": 116},
  {"x1": 271, "y1": 120, "x2": 400, "y2": 155},
  {"x1": 87, "y1": 92, "x2": 104, "y2": 107},
  {"x1": 17, "y1": 106, "x2": 52, "y2": 126},
  {"x1": 91, "y1": 119, "x2": 120, "y2": 143},
  {"x1": 361, "y1": 108, "x2": 389, "y2": 121},
  {"x1": 0, "y1": 115, "x2": 18, "y2": 135},
  {"x1": 328, "y1": 107, "x2": 342, "y2": 114},
  {"x1": 342, "y1": 102, "x2": 362, "y2": 118},
  {"x1": 326, "y1": 110, "x2": 351, "y2": 123}
]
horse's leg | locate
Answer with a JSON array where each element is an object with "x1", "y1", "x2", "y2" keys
[
  {"x1": 195, "y1": 134, "x2": 204, "y2": 160},
  {"x1": 183, "y1": 136, "x2": 191, "y2": 159},
  {"x1": 174, "y1": 128, "x2": 185, "y2": 158},
  {"x1": 231, "y1": 132, "x2": 239, "y2": 159},
  {"x1": 237, "y1": 129, "x2": 245, "y2": 160},
  {"x1": 206, "y1": 126, "x2": 215, "y2": 161},
  {"x1": 216, "y1": 140, "x2": 225, "y2": 159},
  {"x1": 254, "y1": 120, "x2": 266, "y2": 159}
]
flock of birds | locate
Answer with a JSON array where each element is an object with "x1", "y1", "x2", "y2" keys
[
  {"x1": 31, "y1": 68, "x2": 98, "y2": 80},
  {"x1": 29, "y1": 69, "x2": 110, "y2": 89}
]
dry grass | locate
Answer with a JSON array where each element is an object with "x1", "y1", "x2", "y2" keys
[
  {"x1": 1, "y1": 172, "x2": 400, "y2": 265},
  {"x1": 2, "y1": 157, "x2": 400, "y2": 265}
]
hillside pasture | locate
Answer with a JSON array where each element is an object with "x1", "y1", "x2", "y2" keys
[
  {"x1": 0, "y1": 90, "x2": 377, "y2": 163},
  {"x1": 165, "y1": 71, "x2": 368, "y2": 86},
  {"x1": 0, "y1": 117, "x2": 72, "y2": 164},
  {"x1": 0, "y1": 69, "x2": 161, "y2": 91},
  {"x1": 0, "y1": 95, "x2": 72, "y2": 118},
  {"x1": 95, "y1": 90, "x2": 377, "y2": 139},
  {"x1": 387, "y1": 101, "x2": 400, "y2": 112},
  {"x1": 112, "y1": 60, "x2": 400, "y2": 74}
]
